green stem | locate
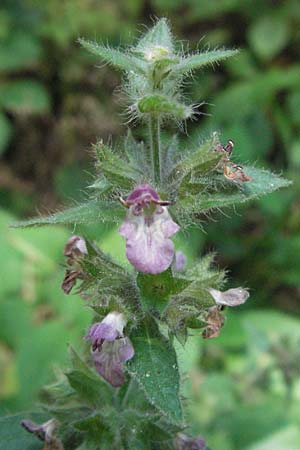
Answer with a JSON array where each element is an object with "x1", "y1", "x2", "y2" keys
[{"x1": 149, "y1": 115, "x2": 161, "y2": 184}]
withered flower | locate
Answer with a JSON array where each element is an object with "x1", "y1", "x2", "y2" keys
[
  {"x1": 21, "y1": 418, "x2": 62, "y2": 450},
  {"x1": 202, "y1": 306, "x2": 225, "y2": 339},
  {"x1": 61, "y1": 235, "x2": 87, "y2": 294}
]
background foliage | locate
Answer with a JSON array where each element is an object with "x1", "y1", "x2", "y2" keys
[{"x1": 0, "y1": 1, "x2": 299, "y2": 449}]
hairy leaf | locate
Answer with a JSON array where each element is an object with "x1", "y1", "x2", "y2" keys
[
  {"x1": 128, "y1": 321, "x2": 183, "y2": 424},
  {"x1": 79, "y1": 38, "x2": 145, "y2": 73},
  {"x1": 66, "y1": 368, "x2": 112, "y2": 409},
  {"x1": 11, "y1": 199, "x2": 124, "y2": 228},
  {"x1": 177, "y1": 167, "x2": 291, "y2": 215},
  {"x1": 173, "y1": 48, "x2": 239, "y2": 75},
  {"x1": 124, "y1": 131, "x2": 152, "y2": 179},
  {"x1": 167, "y1": 135, "x2": 222, "y2": 190},
  {"x1": 137, "y1": 269, "x2": 189, "y2": 314},
  {"x1": 94, "y1": 141, "x2": 141, "y2": 189}
]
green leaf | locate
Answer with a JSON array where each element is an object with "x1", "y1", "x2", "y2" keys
[
  {"x1": 0, "y1": 113, "x2": 12, "y2": 155},
  {"x1": 124, "y1": 130, "x2": 152, "y2": 179},
  {"x1": 128, "y1": 321, "x2": 183, "y2": 424},
  {"x1": 0, "y1": 32, "x2": 41, "y2": 72},
  {"x1": 179, "y1": 166, "x2": 291, "y2": 214},
  {"x1": 11, "y1": 199, "x2": 124, "y2": 228},
  {"x1": 168, "y1": 135, "x2": 222, "y2": 189},
  {"x1": 248, "y1": 16, "x2": 290, "y2": 61},
  {"x1": 173, "y1": 48, "x2": 239, "y2": 76},
  {"x1": 137, "y1": 269, "x2": 189, "y2": 313},
  {"x1": 73, "y1": 414, "x2": 111, "y2": 443},
  {"x1": 66, "y1": 369, "x2": 111, "y2": 408},
  {"x1": 94, "y1": 142, "x2": 141, "y2": 189},
  {"x1": 79, "y1": 38, "x2": 145, "y2": 73},
  {"x1": 0, "y1": 412, "x2": 48, "y2": 450},
  {"x1": 0, "y1": 81, "x2": 50, "y2": 114},
  {"x1": 137, "y1": 94, "x2": 193, "y2": 119},
  {"x1": 163, "y1": 254, "x2": 224, "y2": 337}
]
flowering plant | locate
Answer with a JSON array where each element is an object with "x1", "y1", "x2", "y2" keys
[{"x1": 16, "y1": 19, "x2": 289, "y2": 450}]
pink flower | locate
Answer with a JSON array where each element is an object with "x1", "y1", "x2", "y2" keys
[
  {"x1": 119, "y1": 185, "x2": 180, "y2": 274},
  {"x1": 207, "y1": 287, "x2": 249, "y2": 306}
]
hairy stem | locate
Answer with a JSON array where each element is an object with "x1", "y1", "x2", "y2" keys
[{"x1": 149, "y1": 115, "x2": 162, "y2": 184}]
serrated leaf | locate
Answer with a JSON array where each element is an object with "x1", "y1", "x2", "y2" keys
[
  {"x1": 128, "y1": 321, "x2": 182, "y2": 424},
  {"x1": 167, "y1": 136, "x2": 222, "y2": 188},
  {"x1": 124, "y1": 131, "x2": 152, "y2": 178},
  {"x1": 66, "y1": 369, "x2": 111, "y2": 408},
  {"x1": 11, "y1": 199, "x2": 124, "y2": 228},
  {"x1": 178, "y1": 167, "x2": 291, "y2": 214},
  {"x1": 173, "y1": 48, "x2": 239, "y2": 76},
  {"x1": 94, "y1": 142, "x2": 141, "y2": 189},
  {"x1": 0, "y1": 412, "x2": 48, "y2": 450},
  {"x1": 137, "y1": 94, "x2": 193, "y2": 119},
  {"x1": 79, "y1": 38, "x2": 145, "y2": 73},
  {"x1": 0, "y1": 81, "x2": 50, "y2": 114}
]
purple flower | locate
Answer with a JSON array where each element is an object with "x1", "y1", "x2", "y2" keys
[
  {"x1": 92, "y1": 338, "x2": 134, "y2": 388},
  {"x1": 119, "y1": 184, "x2": 180, "y2": 274},
  {"x1": 173, "y1": 250, "x2": 187, "y2": 272},
  {"x1": 174, "y1": 433, "x2": 207, "y2": 450},
  {"x1": 85, "y1": 312, "x2": 134, "y2": 387}
]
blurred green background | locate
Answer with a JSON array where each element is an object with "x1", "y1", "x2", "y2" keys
[{"x1": 0, "y1": 1, "x2": 300, "y2": 449}]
